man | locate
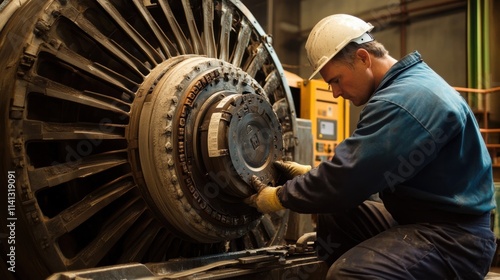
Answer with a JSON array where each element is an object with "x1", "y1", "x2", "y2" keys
[{"x1": 245, "y1": 14, "x2": 496, "y2": 279}]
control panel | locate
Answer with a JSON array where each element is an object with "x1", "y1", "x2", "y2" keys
[{"x1": 299, "y1": 80, "x2": 349, "y2": 167}]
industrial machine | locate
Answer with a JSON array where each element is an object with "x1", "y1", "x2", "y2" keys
[
  {"x1": 299, "y1": 80, "x2": 349, "y2": 167},
  {"x1": 0, "y1": 0, "x2": 328, "y2": 279}
]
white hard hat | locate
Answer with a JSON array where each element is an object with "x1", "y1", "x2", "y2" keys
[{"x1": 305, "y1": 14, "x2": 374, "y2": 80}]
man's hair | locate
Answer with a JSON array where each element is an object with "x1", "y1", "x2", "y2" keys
[{"x1": 333, "y1": 39, "x2": 388, "y2": 67}]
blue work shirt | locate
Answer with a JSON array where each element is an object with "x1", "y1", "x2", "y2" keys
[{"x1": 280, "y1": 51, "x2": 495, "y2": 223}]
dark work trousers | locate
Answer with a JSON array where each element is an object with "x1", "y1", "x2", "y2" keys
[{"x1": 316, "y1": 200, "x2": 496, "y2": 279}]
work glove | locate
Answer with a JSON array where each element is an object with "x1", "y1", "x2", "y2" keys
[
  {"x1": 244, "y1": 176, "x2": 285, "y2": 214},
  {"x1": 274, "y1": 161, "x2": 312, "y2": 180}
]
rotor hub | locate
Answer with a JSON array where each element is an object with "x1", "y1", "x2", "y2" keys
[
  {"x1": 135, "y1": 56, "x2": 283, "y2": 243},
  {"x1": 200, "y1": 93, "x2": 283, "y2": 199}
]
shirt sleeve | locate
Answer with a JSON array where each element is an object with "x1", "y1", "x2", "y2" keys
[{"x1": 279, "y1": 99, "x2": 445, "y2": 214}]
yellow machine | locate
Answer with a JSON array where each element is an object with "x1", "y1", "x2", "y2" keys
[{"x1": 299, "y1": 79, "x2": 350, "y2": 166}]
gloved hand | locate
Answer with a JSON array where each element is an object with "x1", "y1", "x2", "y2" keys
[
  {"x1": 274, "y1": 161, "x2": 312, "y2": 180},
  {"x1": 244, "y1": 176, "x2": 285, "y2": 214}
]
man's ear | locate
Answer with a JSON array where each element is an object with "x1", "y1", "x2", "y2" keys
[{"x1": 356, "y1": 48, "x2": 371, "y2": 66}]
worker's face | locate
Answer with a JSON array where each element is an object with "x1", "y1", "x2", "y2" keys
[{"x1": 319, "y1": 49, "x2": 375, "y2": 106}]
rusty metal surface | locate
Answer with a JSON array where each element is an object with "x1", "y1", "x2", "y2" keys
[{"x1": 0, "y1": 0, "x2": 298, "y2": 279}]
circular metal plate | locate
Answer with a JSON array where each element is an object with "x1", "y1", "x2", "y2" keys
[{"x1": 201, "y1": 93, "x2": 283, "y2": 198}]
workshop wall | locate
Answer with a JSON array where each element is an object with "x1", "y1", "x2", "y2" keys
[{"x1": 297, "y1": 0, "x2": 467, "y2": 87}]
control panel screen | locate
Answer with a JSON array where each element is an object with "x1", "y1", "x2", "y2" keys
[{"x1": 317, "y1": 119, "x2": 337, "y2": 140}]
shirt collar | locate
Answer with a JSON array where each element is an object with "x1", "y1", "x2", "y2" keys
[{"x1": 376, "y1": 51, "x2": 423, "y2": 92}]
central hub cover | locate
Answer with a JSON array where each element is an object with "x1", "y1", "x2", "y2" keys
[{"x1": 201, "y1": 93, "x2": 283, "y2": 198}]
